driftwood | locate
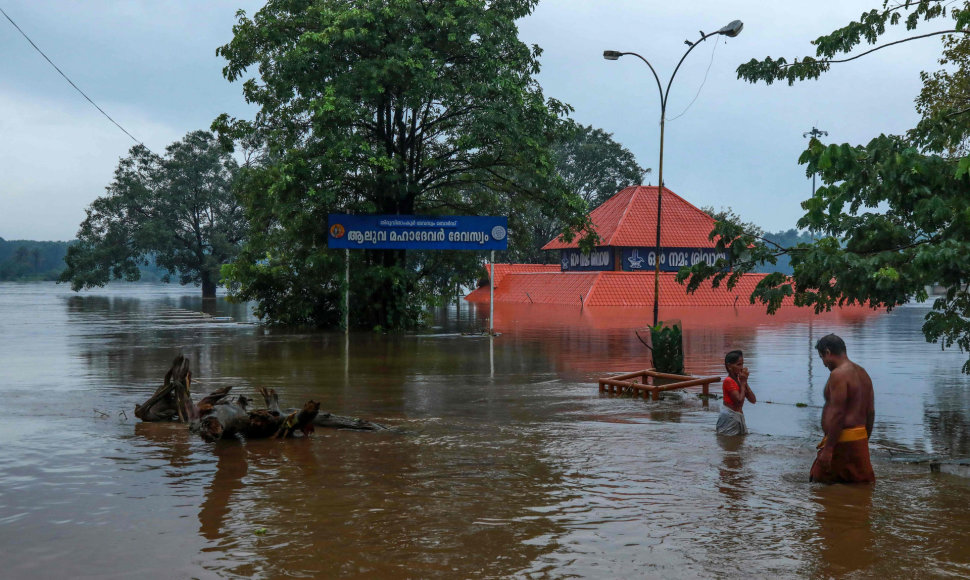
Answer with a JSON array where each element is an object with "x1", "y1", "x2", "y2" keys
[
  {"x1": 195, "y1": 388, "x2": 321, "y2": 442},
  {"x1": 134, "y1": 355, "x2": 199, "y2": 421},
  {"x1": 314, "y1": 412, "x2": 387, "y2": 431},
  {"x1": 134, "y1": 355, "x2": 387, "y2": 441}
]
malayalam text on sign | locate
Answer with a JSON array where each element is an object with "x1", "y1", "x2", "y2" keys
[{"x1": 327, "y1": 214, "x2": 508, "y2": 251}]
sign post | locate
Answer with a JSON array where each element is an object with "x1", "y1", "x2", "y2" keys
[
  {"x1": 490, "y1": 251, "x2": 495, "y2": 335},
  {"x1": 344, "y1": 248, "x2": 349, "y2": 334},
  {"x1": 328, "y1": 214, "x2": 508, "y2": 333}
]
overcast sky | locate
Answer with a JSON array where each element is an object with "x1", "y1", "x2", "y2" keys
[{"x1": 0, "y1": 1, "x2": 945, "y2": 240}]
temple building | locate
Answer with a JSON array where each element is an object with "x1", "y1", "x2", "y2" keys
[{"x1": 466, "y1": 185, "x2": 774, "y2": 307}]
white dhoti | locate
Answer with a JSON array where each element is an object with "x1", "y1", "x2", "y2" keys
[{"x1": 716, "y1": 406, "x2": 747, "y2": 436}]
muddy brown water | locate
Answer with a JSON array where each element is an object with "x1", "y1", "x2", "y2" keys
[{"x1": 1, "y1": 282, "x2": 970, "y2": 578}]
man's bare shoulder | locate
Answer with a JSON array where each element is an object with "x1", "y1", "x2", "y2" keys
[
  {"x1": 829, "y1": 364, "x2": 854, "y2": 381},
  {"x1": 853, "y1": 361, "x2": 871, "y2": 375},
  {"x1": 837, "y1": 361, "x2": 874, "y2": 393},
  {"x1": 853, "y1": 362, "x2": 874, "y2": 390}
]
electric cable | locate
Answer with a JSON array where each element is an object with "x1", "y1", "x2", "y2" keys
[
  {"x1": 0, "y1": 5, "x2": 143, "y2": 145},
  {"x1": 667, "y1": 35, "x2": 720, "y2": 122}
]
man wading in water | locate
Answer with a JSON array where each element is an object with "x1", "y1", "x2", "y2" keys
[
  {"x1": 810, "y1": 334, "x2": 876, "y2": 484},
  {"x1": 716, "y1": 350, "x2": 756, "y2": 435}
]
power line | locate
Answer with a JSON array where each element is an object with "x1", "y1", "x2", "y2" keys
[
  {"x1": 667, "y1": 34, "x2": 720, "y2": 122},
  {"x1": 0, "y1": 5, "x2": 143, "y2": 146}
]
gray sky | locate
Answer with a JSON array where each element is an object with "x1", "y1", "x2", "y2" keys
[{"x1": 0, "y1": 1, "x2": 945, "y2": 240}]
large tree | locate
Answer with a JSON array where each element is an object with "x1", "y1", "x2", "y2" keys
[
  {"x1": 678, "y1": 0, "x2": 970, "y2": 371},
  {"x1": 505, "y1": 120, "x2": 647, "y2": 263},
  {"x1": 61, "y1": 130, "x2": 244, "y2": 298},
  {"x1": 213, "y1": 0, "x2": 593, "y2": 329},
  {"x1": 554, "y1": 120, "x2": 648, "y2": 209}
]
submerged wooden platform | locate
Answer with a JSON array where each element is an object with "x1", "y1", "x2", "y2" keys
[
  {"x1": 598, "y1": 369, "x2": 720, "y2": 401},
  {"x1": 892, "y1": 455, "x2": 970, "y2": 477}
]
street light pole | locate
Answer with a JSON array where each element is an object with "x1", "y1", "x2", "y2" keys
[
  {"x1": 803, "y1": 126, "x2": 827, "y2": 240},
  {"x1": 802, "y1": 126, "x2": 828, "y2": 197},
  {"x1": 604, "y1": 19, "x2": 743, "y2": 327}
]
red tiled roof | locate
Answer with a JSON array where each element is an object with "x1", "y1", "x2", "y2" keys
[
  {"x1": 585, "y1": 272, "x2": 771, "y2": 307},
  {"x1": 464, "y1": 286, "x2": 491, "y2": 303},
  {"x1": 466, "y1": 271, "x2": 788, "y2": 308},
  {"x1": 493, "y1": 272, "x2": 599, "y2": 304},
  {"x1": 465, "y1": 264, "x2": 563, "y2": 303},
  {"x1": 542, "y1": 186, "x2": 718, "y2": 250},
  {"x1": 487, "y1": 263, "x2": 560, "y2": 287}
]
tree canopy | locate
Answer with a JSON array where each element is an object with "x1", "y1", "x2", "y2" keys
[
  {"x1": 0, "y1": 240, "x2": 70, "y2": 281},
  {"x1": 678, "y1": 0, "x2": 970, "y2": 371},
  {"x1": 60, "y1": 130, "x2": 244, "y2": 298},
  {"x1": 554, "y1": 121, "x2": 648, "y2": 209},
  {"x1": 214, "y1": 0, "x2": 593, "y2": 329},
  {"x1": 506, "y1": 120, "x2": 647, "y2": 263}
]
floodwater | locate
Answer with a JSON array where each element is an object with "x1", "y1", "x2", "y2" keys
[{"x1": 1, "y1": 282, "x2": 970, "y2": 579}]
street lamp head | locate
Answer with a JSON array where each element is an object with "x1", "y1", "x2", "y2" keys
[
  {"x1": 718, "y1": 20, "x2": 743, "y2": 37},
  {"x1": 603, "y1": 50, "x2": 622, "y2": 61}
]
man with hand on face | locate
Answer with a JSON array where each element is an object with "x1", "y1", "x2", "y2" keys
[
  {"x1": 810, "y1": 334, "x2": 876, "y2": 484},
  {"x1": 716, "y1": 350, "x2": 756, "y2": 436}
]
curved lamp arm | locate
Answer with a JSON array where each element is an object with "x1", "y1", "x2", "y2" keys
[
  {"x1": 603, "y1": 51, "x2": 665, "y2": 113},
  {"x1": 604, "y1": 20, "x2": 743, "y2": 116},
  {"x1": 665, "y1": 30, "x2": 720, "y2": 110}
]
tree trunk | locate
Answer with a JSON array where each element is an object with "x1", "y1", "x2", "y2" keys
[
  {"x1": 368, "y1": 248, "x2": 410, "y2": 329},
  {"x1": 313, "y1": 412, "x2": 387, "y2": 431},
  {"x1": 201, "y1": 272, "x2": 217, "y2": 299},
  {"x1": 135, "y1": 354, "x2": 198, "y2": 421},
  {"x1": 194, "y1": 387, "x2": 322, "y2": 442},
  {"x1": 197, "y1": 397, "x2": 251, "y2": 441}
]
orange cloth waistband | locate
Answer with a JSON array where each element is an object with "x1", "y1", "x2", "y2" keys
[
  {"x1": 817, "y1": 426, "x2": 868, "y2": 449},
  {"x1": 838, "y1": 426, "x2": 868, "y2": 442}
]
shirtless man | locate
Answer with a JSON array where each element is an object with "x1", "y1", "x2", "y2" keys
[{"x1": 810, "y1": 334, "x2": 875, "y2": 484}]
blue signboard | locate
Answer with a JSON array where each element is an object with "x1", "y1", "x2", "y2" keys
[
  {"x1": 559, "y1": 248, "x2": 614, "y2": 271},
  {"x1": 327, "y1": 214, "x2": 508, "y2": 251},
  {"x1": 620, "y1": 247, "x2": 727, "y2": 272}
]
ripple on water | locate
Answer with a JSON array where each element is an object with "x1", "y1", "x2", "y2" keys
[{"x1": 6, "y1": 285, "x2": 970, "y2": 578}]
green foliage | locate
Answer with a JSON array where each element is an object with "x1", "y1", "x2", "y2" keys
[
  {"x1": 758, "y1": 229, "x2": 817, "y2": 276},
  {"x1": 680, "y1": 0, "x2": 970, "y2": 372},
  {"x1": 60, "y1": 131, "x2": 244, "y2": 297},
  {"x1": 916, "y1": 14, "x2": 970, "y2": 157},
  {"x1": 736, "y1": 0, "x2": 951, "y2": 86},
  {"x1": 0, "y1": 240, "x2": 70, "y2": 281},
  {"x1": 701, "y1": 206, "x2": 816, "y2": 275},
  {"x1": 554, "y1": 120, "x2": 648, "y2": 209},
  {"x1": 650, "y1": 321, "x2": 684, "y2": 375},
  {"x1": 214, "y1": 0, "x2": 594, "y2": 328},
  {"x1": 506, "y1": 120, "x2": 647, "y2": 263},
  {"x1": 0, "y1": 238, "x2": 179, "y2": 282}
]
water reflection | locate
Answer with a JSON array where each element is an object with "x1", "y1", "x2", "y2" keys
[
  {"x1": 717, "y1": 435, "x2": 748, "y2": 506},
  {"x1": 924, "y1": 359, "x2": 970, "y2": 456},
  {"x1": 810, "y1": 484, "x2": 876, "y2": 578},
  {"x1": 7, "y1": 284, "x2": 970, "y2": 578},
  {"x1": 199, "y1": 442, "x2": 249, "y2": 543}
]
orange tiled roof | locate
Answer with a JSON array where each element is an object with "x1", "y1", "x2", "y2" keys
[
  {"x1": 487, "y1": 263, "x2": 560, "y2": 287},
  {"x1": 464, "y1": 286, "x2": 492, "y2": 303},
  {"x1": 466, "y1": 271, "x2": 785, "y2": 308},
  {"x1": 584, "y1": 272, "x2": 770, "y2": 307},
  {"x1": 492, "y1": 272, "x2": 599, "y2": 304},
  {"x1": 542, "y1": 186, "x2": 718, "y2": 250},
  {"x1": 465, "y1": 264, "x2": 562, "y2": 303}
]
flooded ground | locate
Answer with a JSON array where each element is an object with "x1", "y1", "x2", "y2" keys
[{"x1": 1, "y1": 282, "x2": 969, "y2": 578}]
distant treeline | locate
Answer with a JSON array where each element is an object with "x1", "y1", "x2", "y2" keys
[
  {"x1": 0, "y1": 238, "x2": 170, "y2": 282},
  {"x1": 757, "y1": 229, "x2": 816, "y2": 275},
  {"x1": 0, "y1": 228, "x2": 812, "y2": 282},
  {"x1": 0, "y1": 238, "x2": 70, "y2": 281}
]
